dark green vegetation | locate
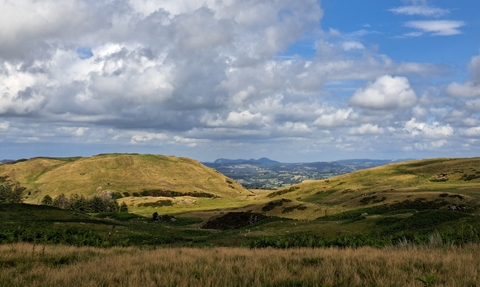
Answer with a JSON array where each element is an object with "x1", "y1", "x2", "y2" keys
[{"x1": 1, "y1": 155, "x2": 480, "y2": 248}]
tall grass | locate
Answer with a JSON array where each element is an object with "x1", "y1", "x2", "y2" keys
[{"x1": 1, "y1": 243, "x2": 479, "y2": 286}]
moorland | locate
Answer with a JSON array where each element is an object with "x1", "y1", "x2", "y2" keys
[{"x1": 2, "y1": 154, "x2": 480, "y2": 286}]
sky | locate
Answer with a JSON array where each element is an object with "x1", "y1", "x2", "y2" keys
[{"x1": 1, "y1": 0, "x2": 480, "y2": 163}]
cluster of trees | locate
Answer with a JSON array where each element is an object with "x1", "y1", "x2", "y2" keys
[
  {"x1": 0, "y1": 183, "x2": 24, "y2": 203},
  {"x1": 41, "y1": 193, "x2": 128, "y2": 213}
]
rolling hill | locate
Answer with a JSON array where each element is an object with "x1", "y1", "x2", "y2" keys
[
  {"x1": 0, "y1": 153, "x2": 250, "y2": 206},
  {"x1": 260, "y1": 157, "x2": 480, "y2": 218},
  {"x1": 2, "y1": 156, "x2": 480, "y2": 248}
]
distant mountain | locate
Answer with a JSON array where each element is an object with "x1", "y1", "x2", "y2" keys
[{"x1": 0, "y1": 159, "x2": 14, "y2": 164}]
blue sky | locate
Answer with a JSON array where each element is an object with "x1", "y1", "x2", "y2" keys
[{"x1": 1, "y1": 0, "x2": 480, "y2": 162}]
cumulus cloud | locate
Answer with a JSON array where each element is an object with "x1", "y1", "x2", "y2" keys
[
  {"x1": 349, "y1": 75, "x2": 417, "y2": 110},
  {"x1": 403, "y1": 118, "x2": 453, "y2": 139},
  {"x1": 0, "y1": 0, "x2": 467, "y2": 161},
  {"x1": 447, "y1": 55, "x2": 480, "y2": 98},
  {"x1": 405, "y1": 20, "x2": 465, "y2": 36}
]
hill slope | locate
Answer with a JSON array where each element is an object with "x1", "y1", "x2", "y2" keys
[
  {"x1": 0, "y1": 154, "x2": 250, "y2": 204},
  {"x1": 263, "y1": 157, "x2": 480, "y2": 218}
]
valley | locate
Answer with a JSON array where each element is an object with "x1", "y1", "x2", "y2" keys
[
  {"x1": 202, "y1": 158, "x2": 405, "y2": 189},
  {"x1": 1, "y1": 154, "x2": 480, "y2": 249}
]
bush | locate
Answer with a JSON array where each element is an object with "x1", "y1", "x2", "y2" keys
[
  {"x1": 0, "y1": 183, "x2": 23, "y2": 203},
  {"x1": 41, "y1": 195, "x2": 53, "y2": 206}
]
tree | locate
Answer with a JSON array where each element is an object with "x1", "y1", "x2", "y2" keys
[
  {"x1": 69, "y1": 194, "x2": 88, "y2": 212},
  {"x1": 120, "y1": 202, "x2": 128, "y2": 213},
  {"x1": 41, "y1": 195, "x2": 53, "y2": 205},
  {"x1": 90, "y1": 196, "x2": 106, "y2": 213},
  {"x1": 0, "y1": 184, "x2": 12, "y2": 203},
  {"x1": 53, "y1": 193, "x2": 69, "y2": 209},
  {"x1": 0, "y1": 183, "x2": 23, "y2": 203}
]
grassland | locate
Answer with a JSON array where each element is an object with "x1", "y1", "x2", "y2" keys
[
  {"x1": 3, "y1": 156, "x2": 480, "y2": 285},
  {"x1": 2, "y1": 155, "x2": 480, "y2": 247},
  {"x1": 1, "y1": 243, "x2": 480, "y2": 287},
  {"x1": 0, "y1": 154, "x2": 251, "y2": 211}
]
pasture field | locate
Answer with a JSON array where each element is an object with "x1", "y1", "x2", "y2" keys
[{"x1": 1, "y1": 243, "x2": 480, "y2": 287}]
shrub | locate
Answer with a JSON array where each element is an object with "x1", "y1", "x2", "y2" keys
[
  {"x1": 41, "y1": 195, "x2": 53, "y2": 205},
  {"x1": 0, "y1": 183, "x2": 23, "y2": 203}
]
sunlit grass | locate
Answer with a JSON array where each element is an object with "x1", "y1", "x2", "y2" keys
[{"x1": 1, "y1": 243, "x2": 480, "y2": 287}]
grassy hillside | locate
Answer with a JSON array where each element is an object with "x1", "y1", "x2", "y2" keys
[
  {"x1": 0, "y1": 154, "x2": 250, "y2": 207},
  {"x1": 262, "y1": 157, "x2": 480, "y2": 218},
  {"x1": 2, "y1": 156, "x2": 480, "y2": 249}
]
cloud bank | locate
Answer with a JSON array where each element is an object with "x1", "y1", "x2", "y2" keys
[{"x1": 0, "y1": 0, "x2": 477, "y2": 161}]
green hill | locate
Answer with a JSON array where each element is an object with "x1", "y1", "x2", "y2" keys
[
  {"x1": 262, "y1": 157, "x2": 480, "y2": 218},
  {"x1": 0, "y1": 154, "x2": 250, "y2": 207},
  {"x1": 2, "y1": 156, "x2": 480, "y2": 248}
]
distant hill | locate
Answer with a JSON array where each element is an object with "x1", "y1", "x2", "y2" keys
[
  {"x1": 213, "y1": 158, "x2": 280, "y2": 165},
  {"x1": 203, "y1": 158, "x2": 406, "y2": 189},
  {"x1": 0, "y1": 154, "x2": 250, "y2": 204}
]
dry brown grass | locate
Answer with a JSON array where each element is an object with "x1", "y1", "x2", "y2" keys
[
  {"x1": 1, "y1": 243, "x2": 480, "y2": 287},
  {"x1": 0, "y1": 154, "x2": 251, "y2": 207}
]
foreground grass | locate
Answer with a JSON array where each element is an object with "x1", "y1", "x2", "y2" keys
[{"x1": 1, "y1": 243, "x2": 480, "y2": 286}]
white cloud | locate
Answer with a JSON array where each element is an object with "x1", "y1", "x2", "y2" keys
[
  {"x1": 341, "y1": 41, "x2": 365, "y2": 51},
  {"x1": 413, "y1": 140, "x2": 448, "y2": 150},
  {"x1": 74, "y1": 127, "x2": 89, "y2": 137},
  {"x1": 349, "y1": 75, "x2": 417, "y2": 110},
  {"x1": 0, "y1": 121, "x2": 9, "y2": 131},
  {"x1": 390, "y1": 6, "x2": 449, "y2": 17},
  {"x1": 348, "y1": 124, "x2": 384, "y2": 135},
  {"x1": 130, "y1": 132, "x2": 168, "y2": 144},
  {"x1": 404, "y1": 118, "x2": 454, "y2": 139},
  {"x1": 447, "y1": 82, "x2": 480, "y2": 98},
  {"x1": 172, "y1": 136, "x2": 210, "y2": 147},
  {"x1": 461, "y1": 127, "x2": 480, "y2": 137},
  {"x1": 0, "y1": 0, "x2": 470, "y2": 161},
  {"x1": 447, "y1": 55, "x2": 480, "y2": 98},
  {"x1": 314, "y1": 109, "x2": 355, "y2": 128},
  {"x1": 405, "y1": 20, "x2": 465, "y2": 36},
  {"x1": 202, "y1": 110, "x2": 269, "y2": 128}
]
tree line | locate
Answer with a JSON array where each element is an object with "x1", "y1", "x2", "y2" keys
[{"x1": 41, "y1": 193, "x2": 128, "y2": 213}]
